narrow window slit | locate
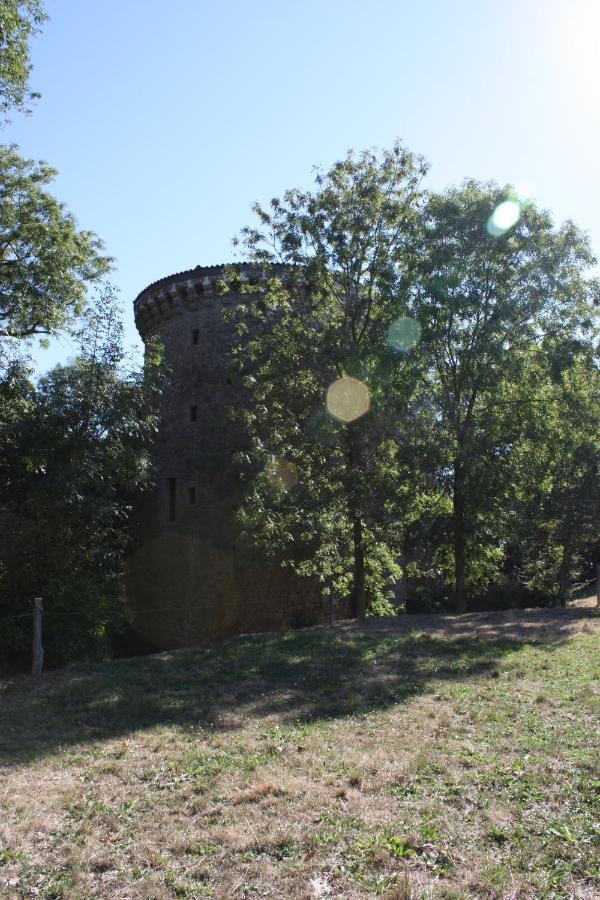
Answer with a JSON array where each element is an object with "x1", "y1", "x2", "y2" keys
[{"x1": 168, "y1": 477, "x2": 176, "y2": 521}]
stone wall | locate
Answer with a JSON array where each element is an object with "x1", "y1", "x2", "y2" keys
[{"x1": 125, "y1": 264, "x2": 327, "y2": 649}]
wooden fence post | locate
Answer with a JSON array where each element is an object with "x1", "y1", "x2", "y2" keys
[{"x1": 32, "y1": 597, "x2": 43, "y2": 677}]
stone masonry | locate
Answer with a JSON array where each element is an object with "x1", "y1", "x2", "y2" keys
[{"x1": 125, "y1": 264, "x2": 326, "y2": 649}]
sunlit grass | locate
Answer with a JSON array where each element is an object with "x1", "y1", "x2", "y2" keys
[{"x1": 0, "y1": 608, "x2": 597, "y2": 897}]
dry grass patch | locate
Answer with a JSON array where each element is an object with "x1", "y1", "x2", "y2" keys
[{"x1": 0, "y1": 604, "x2": 598, "y2": 897}]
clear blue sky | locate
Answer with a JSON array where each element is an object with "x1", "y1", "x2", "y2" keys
[{"x1": 7, "y1": 0, "x2": 600, "y2": 371}]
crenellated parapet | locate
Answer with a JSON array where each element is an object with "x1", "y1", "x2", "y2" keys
[{"x1": 133, "y1": 263, "x2": 285, "y2": 340}]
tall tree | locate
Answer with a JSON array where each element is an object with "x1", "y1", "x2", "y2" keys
[
  {"x1": 0, "y1": 0, "x2": 46, "y2": 122},
  {"x1": 229, "y1": 142, "x2": 427, "y2": 618},
  {"x1": 0, "y1": 1, "x2": 110, "y2": 349},
  {"x1": 0, "y1": 145, "x2": 111, "y2": 342},
  {"x1": 411, "y1": 182, "x2": 598, "y2": 611},
  {"x1": 0, "y1": 289, "x2": 163, "y2": 669},
  {"x1": 510, "y1": 341, "x2": 600, "y2": 604},
  {"x1": 0, "y1": 0, "x2": 163, "y2": 670}
]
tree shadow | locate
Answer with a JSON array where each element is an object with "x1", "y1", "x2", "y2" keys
[{"x1": 0, "y1": 607, "x2": 595, "y2": 765}]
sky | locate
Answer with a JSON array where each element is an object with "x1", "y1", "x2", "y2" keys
[{"x1": 7, "y1": 0, "x2": 600, "y2": 372}]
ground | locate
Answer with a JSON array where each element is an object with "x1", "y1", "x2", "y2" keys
[{"x1": 0, "y1": 603, "x2": 598, "y2": 899}]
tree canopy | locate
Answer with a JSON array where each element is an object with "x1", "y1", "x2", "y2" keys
[
  {"x1": 0, "y1": 145, "x2": 111, "y2": 341},
  {"x1": 410, "y1": 182, "x2": 598, "y2": 610},
  {"x1": 229, "y1": 143, "x2": 427, "y2": 617},
  {"x1": 0, "y1": 1, "x2": 110, "y2": 348},
  {"x1": 0, "y1": 0, "x2": 46, "y2": 121},
  {"x1": 0, "y1": 290, "x2": 163, "y2": 668},
  {"x1": 0, "y1": 5, "x2": 165, "y2": 670},
  {"x1": 230, "y1": 150, "x2": 600, "y2": 617}
]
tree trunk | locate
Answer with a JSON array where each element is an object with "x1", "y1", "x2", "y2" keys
[
  {"x1": 557, "y1": 546, "x2": 571, "y2": 607},
  {"x1": 32, "y1": 597, "x2": 44, "y2": 677},
  {"x1": 328, "y1": 586, "x2": 336, "y2": 625},
  {"x1": 453, "y1": 465, "x2": 467, "y2": 614},
  {"x1": 596, "y1": 561, "x2": 600, "y2": 609},
  {"x1": 353, "y1": 515, "x2": 367, "y2": 619},
  {"x1": 347, "y1": 434, "x2": 367, "y2": 621}
]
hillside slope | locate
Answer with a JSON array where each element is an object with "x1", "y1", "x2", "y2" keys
[{"x1": 1, "y1": 606, "x2": 599, "y2": 898}]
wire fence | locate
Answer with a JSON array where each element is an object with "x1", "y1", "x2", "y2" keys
[
  {"x1": 0, "y1": 603, "x2": 210, "y2": 623},
  {"x1": 0, "y1": 611, "x2": 36, "y2": 622}
]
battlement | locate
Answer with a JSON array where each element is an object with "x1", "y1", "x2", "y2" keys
[{"x1": 133, "y1": 262, "x2": 286, "y2": 340}]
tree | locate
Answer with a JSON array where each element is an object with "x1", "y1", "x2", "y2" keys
[
  {"x1": 0, "y1": 0, "x2": 46, "y2": 122},
  {"x1": 0, "y1": 1, "x2": 164, "y2": 670},
  {"x1": 410, "y1": 182, "x2": 598, "y2": 611},
  {"x1": 0, "y1": 145, "x2": 111, "y2": 341},
  {"x1": 0, "y1": 288, "x2": 163, "y2": 669},
  {"x1": 0, "y1": 2, "x2": 110, "y2": 347},
  {"x1": 228, "y1": 142, "x2": 427, "y2": 618},
  {"x1": 510, "y1": 342, "x2": 600, "y2": 604}
]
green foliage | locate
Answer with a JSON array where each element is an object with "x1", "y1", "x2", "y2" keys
[
  {"x1": 510, "y1": 345, "x2": 600, "y2": 602},
  {"x1": 409, "y1": 181, "x2": 598, "y2": 610},
  {"x1": 0, "y1": 288, "x2": 163, "y2": 669},
  {"x1": 0, "y1": 1, "x2": 165, "y2": 670},
  {"x1": 229, "y1": 142, "x2": 428, "y2": 618},
  {"x1": 0, "y1": 145, "x2": 111, "y2": 340},
  {"x1": 385, "y1": 836, "x2": 416, "y2": 859},
  {"x1": 0, "y1": 0, "x2": 46, "y2": 121},
  {"x1": 0, "y1": 4, "x2": 110, "y2": 346},
  {"x1": 230, "y1": 151, "x2": 600, "y2": 616}
]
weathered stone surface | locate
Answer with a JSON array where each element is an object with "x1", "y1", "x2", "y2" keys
[{"x1": 126, "y1": 264, "x2": 326, "y2": 649}]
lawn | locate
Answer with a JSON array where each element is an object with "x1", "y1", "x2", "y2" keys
[{"x1": 0, "y1": 605, "x2": 598, "y2": 898}]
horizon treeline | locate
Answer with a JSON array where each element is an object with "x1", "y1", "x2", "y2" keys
[
  {"x1": 1, "y1": 140, "x2": 599, "y2": 669},
  {"x1": 225, "y1": 142, "x2": 599, "y2": 621}
]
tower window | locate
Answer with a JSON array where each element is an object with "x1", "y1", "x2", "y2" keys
[
  {"x1": 190, "y1": 405, "x2": 197, "y2": 422},
  {"x1": 168, "y1": 477, "x2": 176, "y2": 522},
  {"x1": 188, "y1": 486, "x2": 197, "y2": 505},
  {"x1": 192, "y1": 328, "x2": 199, "y2": 345}
]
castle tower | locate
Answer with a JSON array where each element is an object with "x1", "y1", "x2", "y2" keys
[{"x1": 126, "y1": 264, "x2": 324, "y2": 649}]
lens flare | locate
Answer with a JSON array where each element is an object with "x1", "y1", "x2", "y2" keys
[
  {"x1": 487, "y1": 199, "x2": 521, "y2": 237},
  {"x1": 266, "y1": 458, "x2": 299, "y2": 490},
  {"x1": 326, "y1": 376, "x2": 370, "y2": 423},
  {"x1": 387, "y1": 316, "x2": 421, "y2": 352}
]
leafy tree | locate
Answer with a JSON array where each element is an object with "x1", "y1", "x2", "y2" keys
[
  {"x1": 510, "y1": 343, "x2": 600, "y2": 604},
  {"x1": 0, "y1": 145, "x2": 111, "y2": 341},
  {"x1": 410, "y1": 182, "x2": 598, "y2": 611},
  {"x1": 228, "y1": 143, "x2": 427, "y2": 618},
  {"x1": 0, "y1": 1, "x2": 164, "y2": 670},
  {"x1": 0, "y1": 288, "x2": 163, "y2": 669},
  {"x1": 0, "y1": 0, "x2": 46, "y2": 121},
  {"x1": 0, "y1": 2, "x2": 109, "y2": 347}
]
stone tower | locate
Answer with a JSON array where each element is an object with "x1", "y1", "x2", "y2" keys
[{"x1": 126, "y1": 264, "x2": 324, "y2": 649}]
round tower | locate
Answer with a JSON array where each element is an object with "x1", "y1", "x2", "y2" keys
[{"x1": 126, "y1": 264, "x2": 324, "y2": 649}]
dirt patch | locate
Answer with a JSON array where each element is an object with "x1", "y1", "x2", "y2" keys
[{"x1": 316, "y1": 597, "x2": 599, "y2": 644}]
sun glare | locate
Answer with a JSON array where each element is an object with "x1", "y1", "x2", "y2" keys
[
  {"x1": 550, "y1": 0, "x2": 600, "y2": 105},
  {"x1": 487, "y1": 199, "x2": 521, "y2": 237}
]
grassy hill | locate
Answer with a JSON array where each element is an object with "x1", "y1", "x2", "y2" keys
[{"x1": 0, "y1": 606, "x2": 598, "y2": 899}]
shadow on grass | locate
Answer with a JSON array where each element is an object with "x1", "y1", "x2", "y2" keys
[{"x1": 0, "y1": 607, "x2": 595, "y2": 764}]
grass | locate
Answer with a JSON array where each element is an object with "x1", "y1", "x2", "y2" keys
[{"x1": 0, "y1": 606, "x2": 598, "y2": 898}]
